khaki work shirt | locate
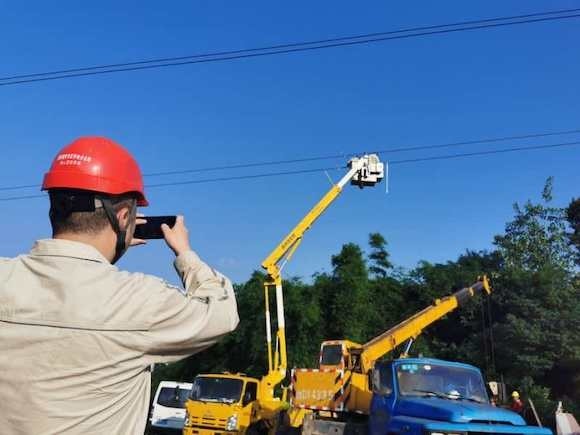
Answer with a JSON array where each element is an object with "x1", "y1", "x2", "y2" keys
[{"x1": 0, "y1": 239, "x2": 239, "y2": 435}]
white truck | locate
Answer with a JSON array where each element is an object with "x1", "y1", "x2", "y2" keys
[{"x1": 149, "y1": 381, "x2": 193, "y2": 433}]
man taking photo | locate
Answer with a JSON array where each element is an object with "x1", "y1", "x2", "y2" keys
[{"x1": 0, "y1": 137, "x2": 239, "y2": 434}]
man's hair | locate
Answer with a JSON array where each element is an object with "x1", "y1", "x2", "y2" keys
[{"x1": 49, "y1": 190, "x2": 136, "y2": 236}]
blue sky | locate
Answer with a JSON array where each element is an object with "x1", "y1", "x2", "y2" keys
[{"x1": 1, "y1": 1, "x2": 579, "y2": 285}]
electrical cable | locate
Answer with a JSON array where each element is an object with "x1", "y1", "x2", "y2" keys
[
  {"x1": 2, "y1": 127, "x2": 580, "y2": 192},
  {"x1": 1, "y1": 140, "x2": 578, "y2": 202},
  {"x1": 386, "y1": 140, "x2": 580, "y2": 165},
  {"x1": 0, "y1": 183, "x2": 39, "y2": 192},
  {"x1": 146, "y1": 166, "x2": 344, "y2": 188},
  {"x1": 0, "y1": 193, "x2": 46, "y2": 202},
  {"x1": 140, "y1": 127, "x2": 580, "y2": 178},
  {"x1": 1, "y1": 9, "x2": 579, "y2": 87},
  {"x1": 2, "y1": 7, "x2": 578, "y2": 83}
]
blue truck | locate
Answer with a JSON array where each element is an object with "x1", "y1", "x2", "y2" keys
[
  {"x1": 293, "y1": 279, "x2": 551, "y2": 435},
  {"x1": 368, "y1": 358, "x2": 551, "y2": 435}
]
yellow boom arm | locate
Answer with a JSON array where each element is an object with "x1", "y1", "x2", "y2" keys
[
  {"x1": 259, "y1": 155, "x2": 384, "y2": 393},
  {"x1": 359, "y1": 276, "x2": 491, "y2": 373}
]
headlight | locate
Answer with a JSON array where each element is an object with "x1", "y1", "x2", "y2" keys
[
  {"x1": 428, "y1": 432, "x2": 466, "y2": 435},
  {"x1": 225, "y1": 414, "x2": 238, "y2": 431}
]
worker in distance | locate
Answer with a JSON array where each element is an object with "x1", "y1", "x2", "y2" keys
[{"x1": 0, "y1": 137, "x2": 240, "y2": 434}]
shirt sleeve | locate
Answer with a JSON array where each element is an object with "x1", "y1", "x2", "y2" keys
[{"x1": 140, "y1": 250, "x2": 239, "y2": 364}]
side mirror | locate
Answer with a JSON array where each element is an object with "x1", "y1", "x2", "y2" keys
[{"x1": 242, "y1": 392, "x2": 253, "y2": 407}]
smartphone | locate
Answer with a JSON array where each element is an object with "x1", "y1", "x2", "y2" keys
[{"x1": 134, "y1": 215, "x2": 177, "y2": 240}]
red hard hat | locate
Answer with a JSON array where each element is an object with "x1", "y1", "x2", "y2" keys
[{"x1": 42, "y1": 137, "x2": 148, "y2": 206}]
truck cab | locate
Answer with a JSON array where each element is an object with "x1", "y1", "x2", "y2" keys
[
  {"x1": 150, "y1": 381, "x2": 193, "y2": 433},
  {"x1": 369, "y1": 358, "x2": 552, "y2": 435},
  {"x1": 183, "y1": 373, "x2": 261, "y2": 435},
  {"x1": 319, "y1": 340, "x2": 363, "y2": 371}
]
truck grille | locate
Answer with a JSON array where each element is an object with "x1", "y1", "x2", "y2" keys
[{"x1": 189, "y1": 415, "x2": 227, "y2": 429}]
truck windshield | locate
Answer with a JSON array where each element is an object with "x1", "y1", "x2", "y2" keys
[
  {"x1": 190, "y1": 377, "x2": 243, "y2": 404},
  {"x1": 157, "y1": 386, "x2": 190, "y2": 408},
  {"x1": 320, "y1": 344, "x2": 343, "y2": 366},
  {"x1": 396, "y1": 363, "x2": 488, "y2": 403}
]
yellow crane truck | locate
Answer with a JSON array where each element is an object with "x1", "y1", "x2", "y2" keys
[
  {"x1": 182, "y1": 154, "x2": 385, "y2": 435},
  {"x1": 289, "y1": 277, "x2": 492, "y2": 434}
]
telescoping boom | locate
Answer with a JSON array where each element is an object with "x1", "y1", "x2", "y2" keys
[
  {"x1": 259, "y1": 154, "x2": 384, "y2": 405},
  {"x1": 358, "y1": 276, "x2": 491, "y2": 373}
]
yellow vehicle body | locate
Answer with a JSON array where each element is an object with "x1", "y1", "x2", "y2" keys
[
  {"x1": 291, "y1": 369, "x2": 346, "y2": 412},
  {"x1": 291, "y1": 369, "x2": 371, "y2": 415},
  {"x1": 184, "y1": 399, "x2": 244, "y2": 435},
  {"x1": 183, "y1": 373, "x2": 282, "y2": 435}
]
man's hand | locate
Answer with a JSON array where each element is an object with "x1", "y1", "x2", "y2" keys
[
  {"x1": 162, "y1": 215, "x2": 192, "y2": 256},
  {"x1": 130, "y1": 214, "x2": 147, "y2": 247}
]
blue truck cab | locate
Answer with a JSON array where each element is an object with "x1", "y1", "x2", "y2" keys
[{"x1": 369, "y1": 358, "x2": 552, "y2": 435}]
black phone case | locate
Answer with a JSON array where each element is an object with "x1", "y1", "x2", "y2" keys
[{"x1": 134, "y1": 216, "x2": 177, "y2": 239}]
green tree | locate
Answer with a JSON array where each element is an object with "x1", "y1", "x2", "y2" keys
[
  {"x1": 284, "y1": 277, "x2": 323, "y2": 368},
  {"x1": 566, "y1": 197, "x2": 580, "y2": 264},
  {"x1": 403, "y1": 251, "x2": 500, "y2": 372},
  {"x1": 225, "y1": 272, "x2": 269, "y2": 375},
  {"x1": 490, "y1": 179, "x2": 580, "y2": 422},
  {"x1": 491, "y1": 266, "x2": 578, "y2": 379},
  {"x1": 366, "y1": 275, "x2": 404, "y2": 342},
  {"x1": 494, "y1": 177, "x2": 574, "y2": 271},
  {"x1": 368, "y1": 233, "x2": 393, "y2": 278},
  {"x1": 319, "y1": 243, "x2": 370, "y2": 342},
  {"x1": 365, "y1": 233, "x2": 404, "y2": 340}
]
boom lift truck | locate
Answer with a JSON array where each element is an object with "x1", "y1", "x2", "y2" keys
[
  {"x1": 289, "y1": 277, "x2": 494, "y2": 433},
  {"x1": 182, "y1": 155, "x2": 384, "y2": 435}
]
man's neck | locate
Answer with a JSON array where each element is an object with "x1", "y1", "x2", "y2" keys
[{"x1": 53, "y1": 232, "x2": 114, "y2": 263}]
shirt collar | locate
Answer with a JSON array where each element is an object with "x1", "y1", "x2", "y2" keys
[{"x1": 30, "y1": 239, "x2": 110, "y2": 264}]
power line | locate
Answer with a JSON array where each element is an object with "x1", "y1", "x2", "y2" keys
[
  {"x1": 2, "y1": 127, "x2": 580, "y2": 192},
  {"x1": 2, "y1": 8, "x2": 578, "y2": 83},
  {"x1": 142, "y1": 127, "x2": 580, "y2": 178},
  {"x1": 0, "y1": 193, "x2": 46, "y2": 202},
  {"x1": 388, "y1": 140, "x2": 580, "y2": 164},
  {"x1": 149, "y1": 140, "x2": 580, "y2": 184},
  {"x1": 1, "y1": 9, "x2": 579, "y2": 87},
  {"x1": 372, "y1": 128, "x2": 580, "y2": 156},
  {"x1": 0, "y1": 183, "x2": 39, "y2": 192},
  {"x1": 143, "y1": 154, "x2": 348, "y2": 178},
  {"x1": 146, "y1": 166, "x2": 344, "y2": 188},
  {"x1": 1, "y1": 140, "x2": 578, "y2": 202}
]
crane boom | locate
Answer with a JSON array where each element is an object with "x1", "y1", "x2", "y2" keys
[
  {"x1": 259, "y1": 154, "x2": 384, "y2": 398},
  {"x1": 359, "y1": 276, "x2": 491, "y2": 373},
  {"x1": 261, "y1": 154, "x2": 384, "y2": 280}
]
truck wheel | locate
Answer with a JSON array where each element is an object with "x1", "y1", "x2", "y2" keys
[{"x1": 247, "y1": 422, "x2": 269, "y2": 435}]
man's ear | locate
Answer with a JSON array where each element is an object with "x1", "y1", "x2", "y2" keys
[{"x1": 116, "y1": 206, "x2": 131, "y2": 228}]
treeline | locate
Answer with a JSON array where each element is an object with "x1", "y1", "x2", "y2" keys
[{"x1": 154, "y1": 179, "x2": 579, "y2": 425}]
